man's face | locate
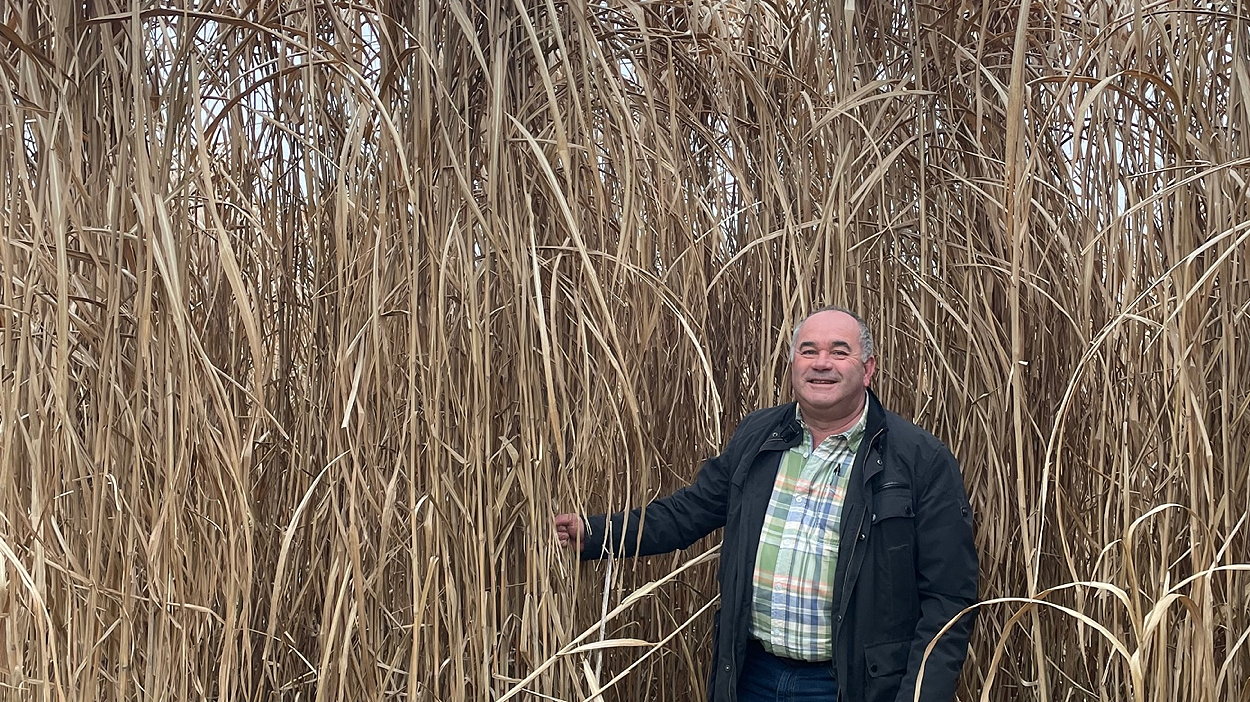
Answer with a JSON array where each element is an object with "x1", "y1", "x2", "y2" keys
[{"x1": 790, "y1": 311, "x2": 877, "y2": 421}]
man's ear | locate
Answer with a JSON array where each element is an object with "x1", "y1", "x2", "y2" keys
[{"x1": 863, "y1": 356, "x2": 877, "y2": 386}]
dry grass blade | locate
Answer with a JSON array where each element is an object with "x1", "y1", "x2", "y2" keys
[{"x1": 0, "y1": 1, "x2": 1246, "y2": 701}]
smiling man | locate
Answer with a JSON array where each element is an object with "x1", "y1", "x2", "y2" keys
[{"x1": 555, "y1": 307, "x2": 978, "y2": 702}]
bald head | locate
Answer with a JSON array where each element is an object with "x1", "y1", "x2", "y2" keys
[{"x1": 789, "y1": 306, "x2": 875, "y2": 362}]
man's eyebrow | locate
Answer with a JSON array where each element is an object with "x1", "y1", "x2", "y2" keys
[{"x1": 797, "y1": 340, "x2": 853, "y2": 350}]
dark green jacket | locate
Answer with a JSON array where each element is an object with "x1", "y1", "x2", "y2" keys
[{"x1": 581, "y1": 391, "x2": 978, "y2": 702}]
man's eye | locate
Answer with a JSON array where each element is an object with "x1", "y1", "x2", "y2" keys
[{"x1": 832, "y1": 350, "x2": 849, "y2": 358}]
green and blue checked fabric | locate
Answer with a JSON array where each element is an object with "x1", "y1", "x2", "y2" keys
[{"x1": 748, "y1": 403, "x2": 866, "y2": 661}]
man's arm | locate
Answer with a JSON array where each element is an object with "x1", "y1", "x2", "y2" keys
[
  {"x1": 554, "y1": 411, "x2": 772, "y2": 559},
  {"x1": 898, "y1": 446, "x2": 979, "y2": 702},
  {"x1": 576, "y1": 450, "x2": 734, "y2": 559}
]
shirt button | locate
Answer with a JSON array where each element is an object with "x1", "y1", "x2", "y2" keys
[{"x1": 724, "y1": 665, "x2": 731, "y2": 671}]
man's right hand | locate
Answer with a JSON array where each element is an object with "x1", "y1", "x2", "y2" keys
[{"x1": 553, "y1": 514, "x2": 584, "y2": 551}]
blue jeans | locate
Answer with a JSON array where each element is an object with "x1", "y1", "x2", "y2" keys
[{"x1": 736, "y1": 639, "x2": 839, "y2": 701}]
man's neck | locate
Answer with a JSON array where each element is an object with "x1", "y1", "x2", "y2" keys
[{"x1": 801, "y1": 397, "x2": 867, "y2": 446}]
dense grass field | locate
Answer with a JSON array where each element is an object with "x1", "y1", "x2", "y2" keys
[{"x1": 1, "y1": 1, "x2": 1247, "y2": 700}]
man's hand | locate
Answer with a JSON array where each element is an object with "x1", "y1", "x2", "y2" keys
[{"x1": 553, "y1": 513, "x2": 584, "y2": 551}]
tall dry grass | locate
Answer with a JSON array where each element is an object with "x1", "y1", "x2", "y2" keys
[{"x1": 0, "y1": 0, "x2": 1247, "y2": 700}]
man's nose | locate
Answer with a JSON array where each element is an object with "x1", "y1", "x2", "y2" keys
[{"x1": 811, "y1": 352, "x2": 834, "y2": 368}]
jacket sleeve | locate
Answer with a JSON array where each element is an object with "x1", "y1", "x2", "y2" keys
[
  {"x1": 897, "y1": 445, "x2": 979, "y2": 702},
  {"x1": 578, "y1": 417, "x2": 759, "y2": 560}
]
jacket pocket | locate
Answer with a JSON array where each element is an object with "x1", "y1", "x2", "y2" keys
[
  {"x1": 871, "y1": 486, "x2": 914, "y2": 523},
  {"x1": 871, "y1": 486, "x2": 916, "y2": 558},
  {"x1": 864, "y1": 638, "x2": 911, "y2": 702},
  {"x1": 871, "y1": 486, "x2": 916, "y2": 549},
  {"x1": 871, "y1": 487, "x2": 919, "y2": 628},
  {"x1": 865, "y1": 638, "x2": 910, "y2": 677}
]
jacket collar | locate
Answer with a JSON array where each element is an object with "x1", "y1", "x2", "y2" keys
[
  {"x1": 760, "y1": 404, "x2": 804, "y2": 451},
  {"x1": 859, "y1": 389, "x2": 890, "y2": 484},
  {"x1": 864, "y1": 388, "x2": 888, "y2": 440}
]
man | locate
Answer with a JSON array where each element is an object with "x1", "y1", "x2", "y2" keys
[{"x1": 554, "y1": 307, "x2": 978, "y2": 702}]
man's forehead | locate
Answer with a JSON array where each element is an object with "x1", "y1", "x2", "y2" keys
[
  {"x1": 797, "y1": 312, "x2": 860, "y2": 340},
  {"x1": 798, "y1": 335, "x2": 853, "y2": 343}
]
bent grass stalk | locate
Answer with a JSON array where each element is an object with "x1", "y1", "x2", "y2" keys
[{"x1": 0, "y1": 1, "x2": 1246, "y2": 701}]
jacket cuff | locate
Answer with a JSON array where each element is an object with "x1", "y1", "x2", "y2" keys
[{"x1": 578, "y1": 513, "x2": 607, "y2": 561}]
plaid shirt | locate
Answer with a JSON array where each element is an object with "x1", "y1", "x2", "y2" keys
[{"x1": 748, "y1": 401, "x2": 867, "y2": 661}]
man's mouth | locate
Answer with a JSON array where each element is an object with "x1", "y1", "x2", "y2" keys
[{"x1": 808, "y1": 378, "x2": 837, "y2": 385}]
